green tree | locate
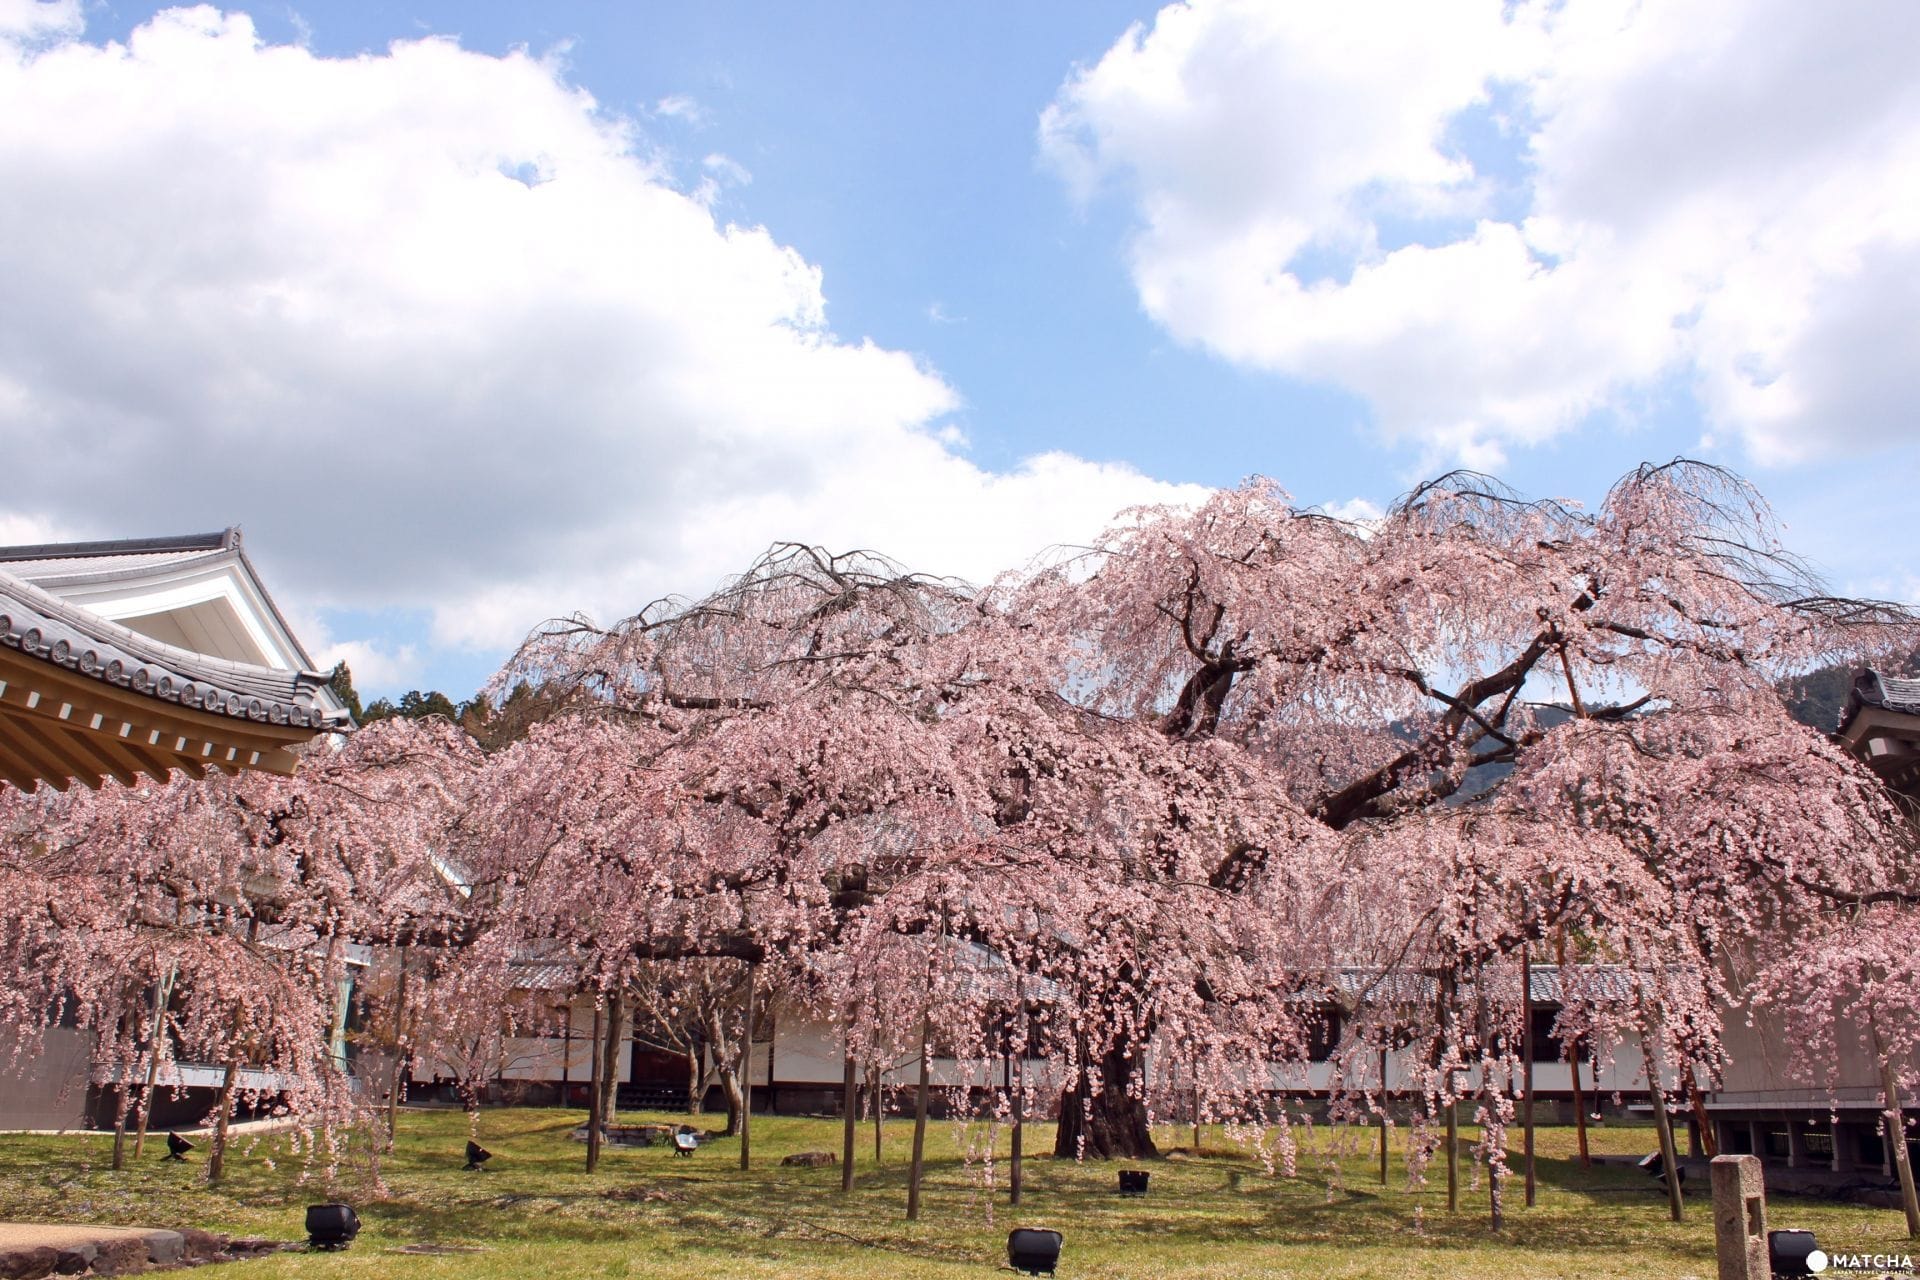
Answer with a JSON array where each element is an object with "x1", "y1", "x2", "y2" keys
[
  {"x1": 396, "y1": 689, "x2": 460, "y2": 720},
  {"x1": 326, "y1": 661, "x2": 365, "y2": 723}
]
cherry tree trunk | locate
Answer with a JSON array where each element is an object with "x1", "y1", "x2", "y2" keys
[
  {"x1": 206, "y1": 1056, "x2": 240, "y2": 1185},
  {"x1": 1053, "y1": 1039, "x2": 1158, "y2": 1160},
  {"x1": 1010, "y1": 1054, "x2": 1025, "y2": 1206},
  {"x1": 596, "y1": 989, "x2": 626, "y2": 1135},
  {"x1": 738, "y1": 963, "x2": 754, "y2": 1170},
  {"x1": 110, "y1": 1084, "x2": 131, "y2": 1171},
  {"x1": 906, "y1": 1008, "x2": 932, "y2": 1221},
  {"x1": 716, "y1": 1065, "x2": 745, "y2": 1136},
  {"x1": 700, "y1": 1002, "x2": 746, "y2": 1135},
  {"x1": 383, "y1": 949, "x2": 409, "y2": 1153},
  {"x1": 105, "y1": 998, "x2": 138, "y2": 1171},
  {"x1": 1877, "y1": 1044, "x2": 1920, "y2": 1238},
  {"x1": 1489, "y1": 1137, "x2": 1504, "y2": 1231},
  {"x1": 384, "y1": 1057, "x2": 407, "y2": 1154},
  {"x1": 1687, "y1": 1086, "x2": 1717, "y2": 1157}
]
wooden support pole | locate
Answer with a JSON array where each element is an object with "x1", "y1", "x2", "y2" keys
[
  {"x1": 1191, "y1": 1042, "x2": 1204, "y2": 1155},
  {"x1": 585, "y1": 999, "x2": 603, "y2": 1174},
  {"x1": 1010, "y1": 979, "x2": 1024, "y2": 1206},
  {"x1": 1643, "y1": 1030, "x2": 1685, "y2": 1223},
  {"x1": 1010, "y1": 1053, "x2": 1025, "y2": 1207},
  {"x1": 1446, "y1": 1095, "x2": 1459, "y2": 1214},
  {"x1": 841, "y1": 1048, "x2": 858, "y2": 1193},
  {"x1": 1521, "y1": 946, "x2": 1536, "y2": 1208},
  {"x1": 1441, "y1": 965, "x2": 1459, "y2": 1214},
  {"x1": 1379, "y1": 1046, "x2": 1390, "y2": 1186},
  {"x1": 871, "y1": 1063, "x2": 884, "y2": 1165},
  {"x1": 1873, "y1": 1024, "x2": 1920, "y2": 1239},
  {"x1": 132, "y1": 964, "x2": 176, "y2": 1159}
]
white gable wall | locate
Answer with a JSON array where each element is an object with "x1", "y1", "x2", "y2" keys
[{"x1": 62, "y1": 560, "x2": 299, "y2": 671}]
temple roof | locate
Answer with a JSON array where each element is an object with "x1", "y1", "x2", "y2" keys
[
  {"x1": 0, "y1": 529, "x2": 349, "y2": 791},
  {"x1": 1840, "y1": 668, "x2": 1920, "y2": 731},
  {"x1": 0, "y1": 527, "x2": 323, "y2": 673},
  {"x1": 1836, "y1": 667, "x2": 1920, "y2": 796}
]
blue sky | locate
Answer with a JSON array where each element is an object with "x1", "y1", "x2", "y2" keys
[{"x1": 2, "y1": 0, "x2": 1916, "y2": 701}]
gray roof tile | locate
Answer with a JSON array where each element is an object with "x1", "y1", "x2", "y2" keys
[
  {"x1": 1839, "y1": 667, "x2": 1920, "y2": 733},
  {"x1": 0, "y1": 568, "x2": 348, "y2": 731}
]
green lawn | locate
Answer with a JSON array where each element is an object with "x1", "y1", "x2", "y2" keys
[{"x1": 0, "y1": 1108, "x2": 1908, "y2": 1278}]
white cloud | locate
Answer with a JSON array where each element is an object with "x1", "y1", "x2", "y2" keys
[
  {"x1": 1043, "y1": 0, "x2": 1920, "y2": 467},
  {"x1": 278, "y1": 600, "x2": 423, "y2": 691},
  {"x1": 0, "y1": 0, "x2": 78, "y2": 41},
  {"x1": 0, "y1": 9, "x2": 1204, "y2": 661},
  {"x1": 701, "y1": 152, "x2": 751, "y2": 187},
  {"x1": 652, "y1": 92, "x2": 707, "y2": 125},
  {"x1": 313, "y1": 639, "x2": 420, "y2": 693},
  {"x1": 692, "y1": 151, "x2": 752, "y2": 208},
  {"x1": 1319, "y1": 497, "x2": 1383, "y2": 527},
  {"x1": 0, "y1": 511, "x2": 63, "y2": 545}
]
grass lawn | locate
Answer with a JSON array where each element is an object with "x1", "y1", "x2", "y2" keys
[{"x1": 0, "y1": 1107, "x2": 1909, "y2": 1278}]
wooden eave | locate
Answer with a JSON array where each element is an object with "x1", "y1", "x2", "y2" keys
[
  {"x1": 1837, "y1": 705, "x2": 1920, "y2": 797},
  {"x1": 0, "y1": 646, "x2": 311, "y2": 791}
]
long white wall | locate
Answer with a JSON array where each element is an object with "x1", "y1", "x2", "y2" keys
[{"x1": 452, "y1": 999, "x2": 1667, "y2": 1100}]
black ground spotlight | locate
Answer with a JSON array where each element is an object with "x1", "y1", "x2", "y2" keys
[
  {"x1": 1117, "y1": 1168, "x2": 1150, "y2": 1196},
  {"x1": 1007, "y1": 1228, "x2": 1062, "y2": 1276},
  {"x1": 305, "y1": 1203, "x2": 361, "y2": 1251},
  {"x1": 164, "y1": 1131, "x2": 194, "y2": 1162},
  {"x1": 464, "y1": 1140, "x2": 493, "y2": 1171},
  {"x1": 1768, "y1": 1229, "x2": 1824, "y2": 1278}
]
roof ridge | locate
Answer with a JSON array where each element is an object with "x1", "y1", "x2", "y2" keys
[{"x1": 0, "y1": 529, "x2": 235, "y2": 563}]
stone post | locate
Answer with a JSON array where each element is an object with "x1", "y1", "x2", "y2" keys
[{"x1": 1710, "y1": 1155, "x2": 1769, "y2": 1280}]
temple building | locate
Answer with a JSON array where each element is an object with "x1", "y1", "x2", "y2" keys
[
  {"x1": 1700, "y1": 668, "x2": 1920, "y2": 1195},
  {"x1": 1837, "y1": 669, "x2": 1920, "y2": 797},
  {"x1": 0, "y1": 527, "x2": 349, "y2": 1129}
]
